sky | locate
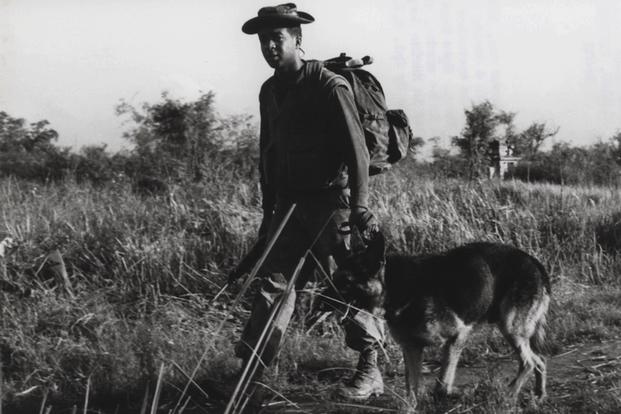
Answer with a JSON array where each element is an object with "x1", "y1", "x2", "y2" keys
[{"x1": 1, "y1": 0, "x2": 620, "y2": 153}]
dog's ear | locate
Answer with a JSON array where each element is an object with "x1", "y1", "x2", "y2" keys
[{"x1": 364, "y1": 231, "x2": 385, "y2": 273}]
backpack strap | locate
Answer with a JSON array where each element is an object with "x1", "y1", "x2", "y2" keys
[
  {"x1": 305, "y1": 59, "x2": 323, "y2": 77},
  {"x1": 305, "y1": 59, "x2": 352, "y2": 95}
]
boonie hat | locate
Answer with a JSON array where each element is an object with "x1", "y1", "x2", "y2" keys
[{"x1": 242, "y1": 3, "x2": 314, "y2": 34}]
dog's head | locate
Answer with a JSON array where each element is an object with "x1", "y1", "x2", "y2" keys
[{"x1": 333, "y1": 231, "x2": 386, "y2": 313}]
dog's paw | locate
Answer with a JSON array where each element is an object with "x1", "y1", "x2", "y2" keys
[{"x1": 433, "y1": 383, "x2": 461, "y2": 398}]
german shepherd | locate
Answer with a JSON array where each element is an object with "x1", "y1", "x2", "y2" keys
[{"x1": 333, "y1": 232, "x2": 550, "y2": 410}]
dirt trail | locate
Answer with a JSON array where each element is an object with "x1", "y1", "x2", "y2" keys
[
  {"x1": 258, "y1": 338, "x2": 621, "y2": 413},
  {"x1": 449, "y1": 339, "x2": 620, "y2": 400}
]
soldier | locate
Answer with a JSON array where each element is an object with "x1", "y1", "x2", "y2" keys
[{"x1": 234, "y1": 3, "x2": 384, "y2": 401}]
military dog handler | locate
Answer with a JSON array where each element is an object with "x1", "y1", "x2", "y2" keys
[{"x1": 233, "y1": 2, "x2": 385, "y2": 402}]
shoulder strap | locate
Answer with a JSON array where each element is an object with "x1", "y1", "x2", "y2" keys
[
  {"x1": 305, "y1": 59, "x2": 323, "y2": 77},
  {"x1": 305, "y1": 60, "x2": 351, "y2": 94}
]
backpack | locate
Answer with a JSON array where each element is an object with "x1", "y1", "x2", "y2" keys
[{"x1": 309, "y1": 53, "x2": 414, "y2": 175}]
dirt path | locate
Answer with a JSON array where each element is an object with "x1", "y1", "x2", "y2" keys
[{"x1": 258, "y1": 338, "x2": 621, "y2": 413}]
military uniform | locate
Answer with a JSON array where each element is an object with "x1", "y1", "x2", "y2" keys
[
  {"x1": 235, "y1": 61, "x2": 385, "y2": 366},
  {"x1": 238, "y1": 3, "x2": 385, "y2": 402}
]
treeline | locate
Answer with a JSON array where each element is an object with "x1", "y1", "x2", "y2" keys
[
  {"x1": 421, "y1": 101, "x2": 621, "y2": 186},
  {"x1": 2, "y1": 96, "x2": 621, "y2": 187},
  {"x1": 0, "y1": 92, "x2": 259, "y2": 186}
]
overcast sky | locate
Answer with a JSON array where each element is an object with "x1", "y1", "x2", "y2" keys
[{"x1": 1, "y1": 0, "x2": 620, "y2": 152}]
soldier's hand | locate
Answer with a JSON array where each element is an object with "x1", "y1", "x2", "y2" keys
[{"x1": 350, "y1": 206, "x2": 379, "y2": 241}]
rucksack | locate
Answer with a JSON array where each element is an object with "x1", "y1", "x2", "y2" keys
[{"x1": 309, "y1": 53, "x2": 414, "y2": 175}]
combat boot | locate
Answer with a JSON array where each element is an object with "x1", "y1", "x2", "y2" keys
[{"x1": 337, "y1": 346, "x2": 384, "y2": 401}]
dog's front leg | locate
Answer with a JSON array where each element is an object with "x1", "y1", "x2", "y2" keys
[
  {"x1": 436, "y1": 325, "x2": 472, "y2": 396},
  {"x1": 401, "y1": 344, "x2": 423, "y2": 413}
]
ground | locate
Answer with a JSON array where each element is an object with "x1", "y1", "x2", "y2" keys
[
  {"x1": 3, "y1": 178, "x2": 621, "y2": 413},
  {"x1": 251, "y1": 338, "x2": 621, "y2": 413}
]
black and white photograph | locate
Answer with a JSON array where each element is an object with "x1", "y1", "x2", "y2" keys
[{"x1": 1, "y1": 1, "x2": 620, "y2": 413}]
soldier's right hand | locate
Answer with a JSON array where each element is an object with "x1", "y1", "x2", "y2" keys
[{"x1": 350, "y1": 206, "x2": 380, "y2": 241}]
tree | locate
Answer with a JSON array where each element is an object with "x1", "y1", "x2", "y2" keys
[
  {"x1": 73, "y1": 144, "x2": 116, "y2": 185},
  {"x1": 452, "y1": 101, "x2": 500, "y2": 180},
  {"x1": 511, "y1": 122, "x2": 559, "y2": 158},
  {"x1": 510, "y1": 138, "x2": 621, "y2": 187},
  {"x1": 450, "y1": 102, "x2": 560, "y2": 180},
  {"x1": 496, "y1": 111, "x2": 517, "y2": 145},
  {"x1": 0, "y1": 111, "x2": 70, "y2": 180},
  {"x1": 609, "y1": 130, "x2": 621, "y2": 166},
  {"x1": 116, "y1": 92, "x2": 260, "y2": 182},
  {"x1": 588, "y1": 140, "x2": 619, "y2": 186},
  {"x1": 0, "y1": 112, "x2": 59, "y2": 153},
  {"x1": 116, "y1": 92, "x2": 220, "y2": 181}
]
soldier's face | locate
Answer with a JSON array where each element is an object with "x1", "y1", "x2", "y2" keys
[{"x1": 258, "y1": 27, "x2": 299, "y2": 71}]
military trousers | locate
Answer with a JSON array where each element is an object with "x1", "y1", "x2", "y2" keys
[{"x1": 235, "y1": 191, "x2": 385, "y2": 367}]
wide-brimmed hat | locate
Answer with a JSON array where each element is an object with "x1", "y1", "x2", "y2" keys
[{"x1": 242, "y1": 3, "x2": 314, "y2": 34}]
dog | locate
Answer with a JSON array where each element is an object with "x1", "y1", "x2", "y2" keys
[{"x1": 333, "y1": 232, "x2": 550, "y2": 411}]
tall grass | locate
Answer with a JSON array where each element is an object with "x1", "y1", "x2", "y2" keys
[
  {"x1": 1, "y1": 169, "x2": 620, "y2": 411},
  {"x1": 372, "y1": 173, "x2": 621, "y2": 285}
]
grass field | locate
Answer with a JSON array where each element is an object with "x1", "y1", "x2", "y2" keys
[{"x1": 1, "y1": 171, "x2": 620, "y2": 413}]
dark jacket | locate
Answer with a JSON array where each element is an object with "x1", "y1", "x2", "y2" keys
[{"x1": 259, "y1": 61, "x2": 369, "y2": 214}]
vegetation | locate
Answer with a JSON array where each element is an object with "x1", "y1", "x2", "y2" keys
[
  {"x1": 1, "y1": 96, "x2": 620, "y2": 412},
  {"x1": 2, "y1": 174, "x2": 621, "y2": 412},
  {"x1": 0, "y1": 112, "x2": 71, "y2": 181}
]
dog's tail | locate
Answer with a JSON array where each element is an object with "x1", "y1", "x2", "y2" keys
[
  {"x1": 533, "y1": 257, "x2": 552, "y2": 295},
  {"x1": 530, "y1": 292, "x2": 550, "y2": 354},
  {"x1": 530, "y1": 257, "x2": 551, "y2": 354}
]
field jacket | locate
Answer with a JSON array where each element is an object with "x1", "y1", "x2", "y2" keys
[{"x1": 259, "y1": 61, "x2": 369, "y2": 215}]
